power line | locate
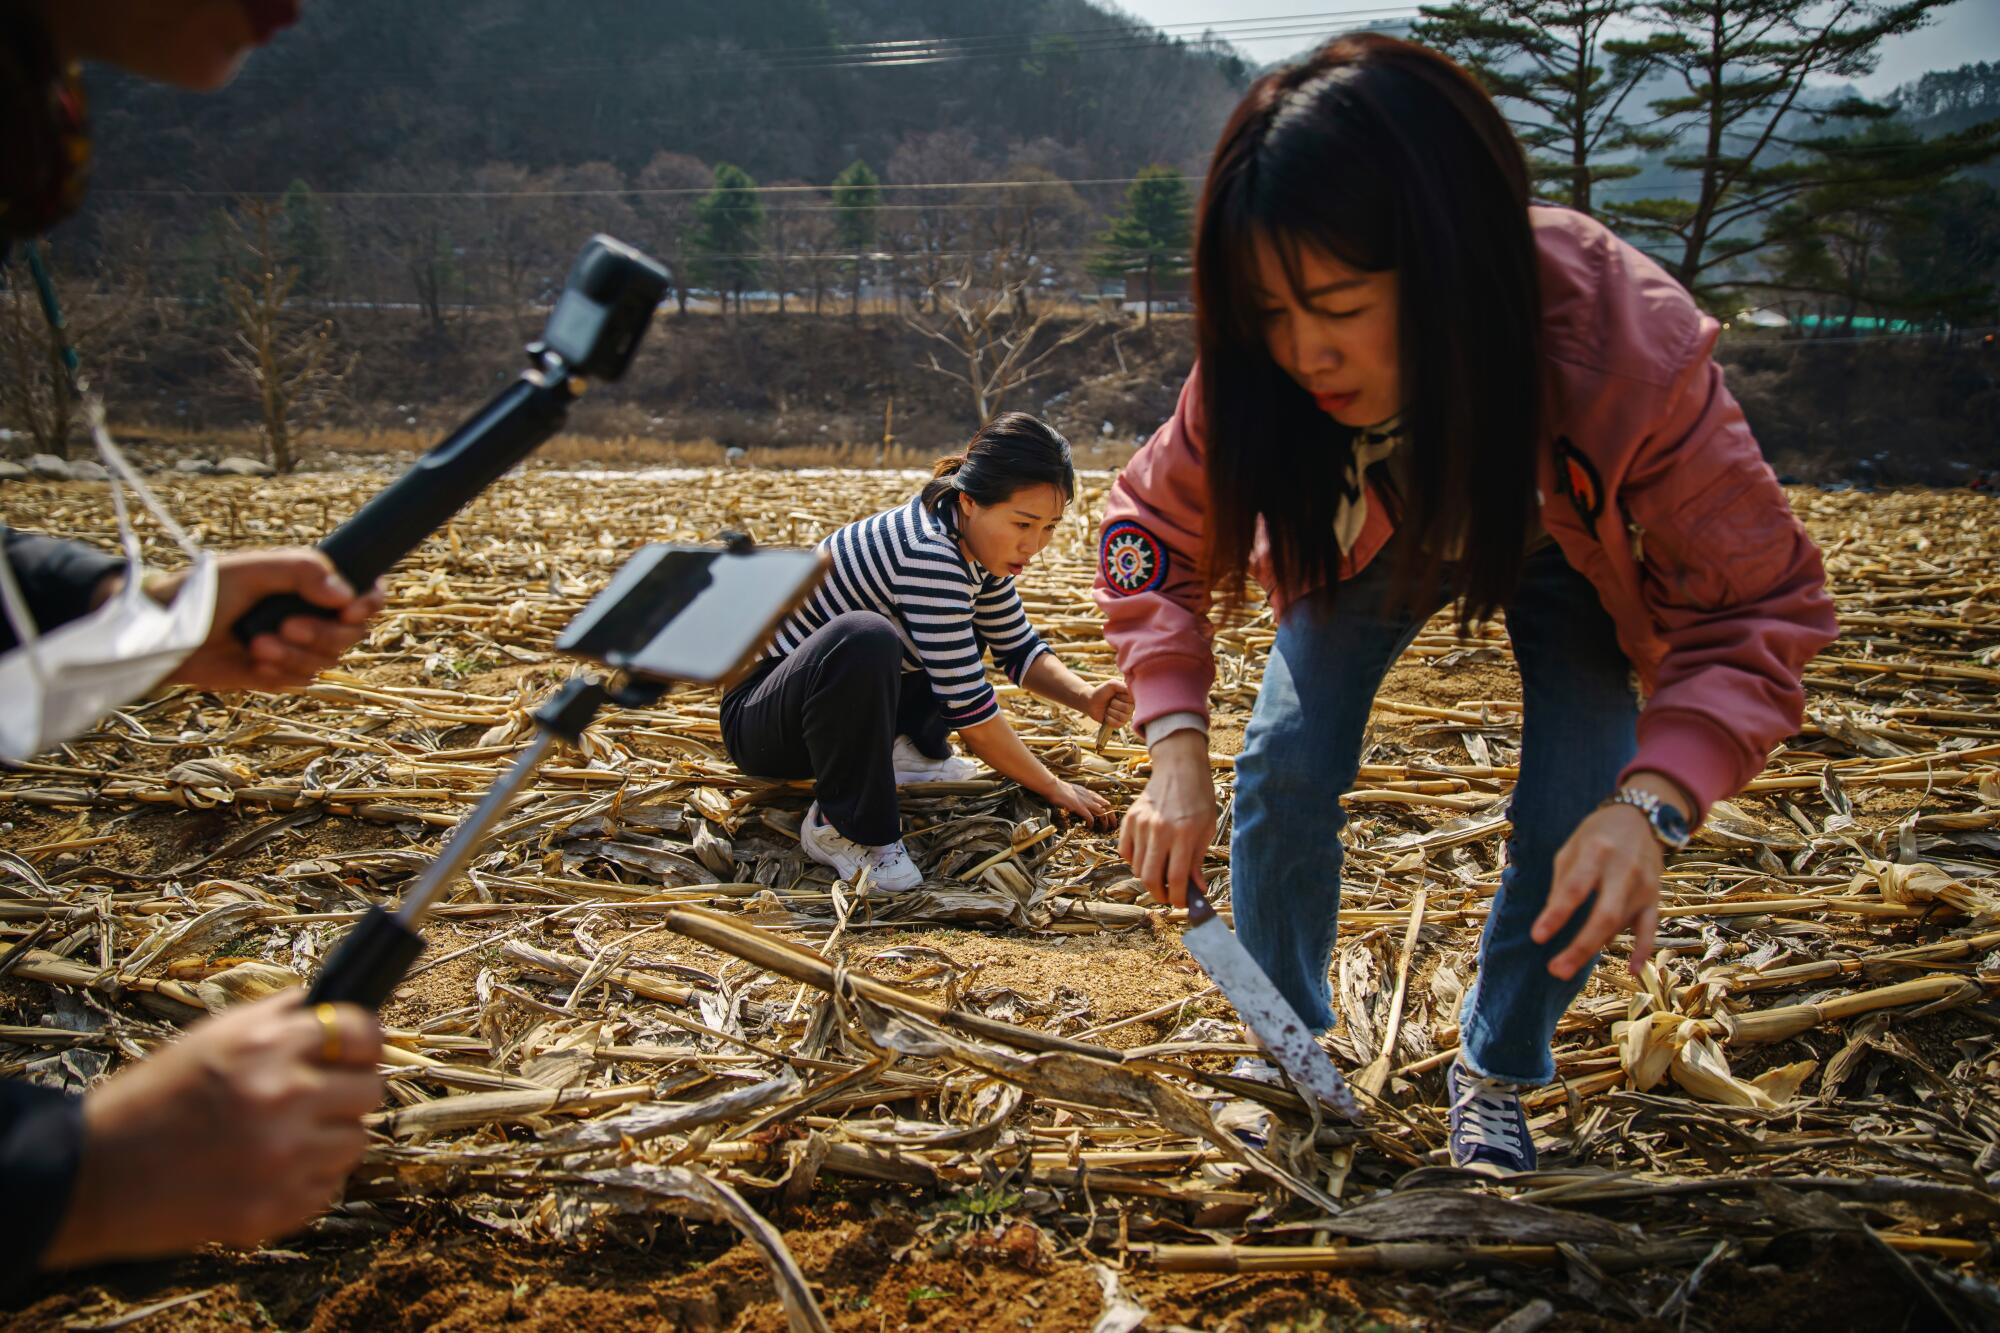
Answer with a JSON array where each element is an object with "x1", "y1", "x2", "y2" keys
[
  {"x1": 750, "y1": 18, "x2": 1419, "y2": 73},
  {"x1": 722, "y1": 10, "x2": 1414, "y2": 66},
  {"x1": 96, "y1": 170, "x2": 1923, "y2": 208},
  {"x1": 717, "y1": 8, "x2": 1411, "y2": 61},
  {"x1": 81, "y1": 246, "x2": 1126, "y2": 268},
  {"x1": 92, "y1": 178, "x2": 1790, "y2": 207},
  {"x1": 95, "y1": 174, "x2": 1208, "y2": 202},
  {"x1": 104, "y1": 160, "x2": 1927, "y2": 202}
]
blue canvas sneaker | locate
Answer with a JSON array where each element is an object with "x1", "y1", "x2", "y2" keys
[{"x1": 1446, "y1": 1057, "x2": 1536, "y2": 1174}]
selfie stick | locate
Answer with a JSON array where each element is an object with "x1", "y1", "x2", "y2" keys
[
  {"x1": 304, "y1": 671, "x2": 662, "y2": 1008},
  {"x1": 233, "y1": 235, "x2": 671, "y2": 644},
  {"x1": 305, "y1": 533, "x2": 806, "y2": 1010}
]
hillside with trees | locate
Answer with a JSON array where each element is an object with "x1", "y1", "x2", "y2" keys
[
  {"x1": 5, "y1": 1, "x2": 1995, "y2": 478},
  {"x1": 81, "y1": 1, "x2": 1247, "y2": 195}
]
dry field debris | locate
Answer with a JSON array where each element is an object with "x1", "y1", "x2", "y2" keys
[{"x1": 2, "y1": 470, "x2": 1997, "y2": 1331}]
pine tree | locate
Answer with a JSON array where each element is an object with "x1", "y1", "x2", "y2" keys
[
  {"x1": 1414, "y1": 1, "x2": 1659, "y2": 215},
  {"x1": 1891, "y1": 177, "x2": 2000, "y2": 328},
  {"x1": 1091, "y1": 166, "x2": 1191, "y2": 328},
  {"x1": 1762, "y1": 117, "x2": 2000, "y2": 330},
  {"x1": 280, "y1": 179, "x2": 333, "y2": 298},
  {"x1": 694, "y1": 163, "x2": 764, "y2": 314},
  {"x1": 1611, "y1": 0, "x2": 1954, "y2": 299},
  {"x1": 831, "y1": 159, "x2": 880, "y2": 319}
]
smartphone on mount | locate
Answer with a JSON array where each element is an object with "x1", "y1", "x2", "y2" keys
[{"x1": 556, "y1": 542, "x2": 828, "y2": 687}]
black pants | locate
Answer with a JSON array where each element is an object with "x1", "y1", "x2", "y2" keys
[{"x1": 721, "y1": 611, "x2": 952, "y2": 846}]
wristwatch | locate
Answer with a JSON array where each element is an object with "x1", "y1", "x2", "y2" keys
[{"x1": 1601, "y1": 786, "x2": 1692, "y2": 851}]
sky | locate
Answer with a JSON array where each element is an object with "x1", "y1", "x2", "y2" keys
[{"x1": 1112, "y1": 1, "x2": 2000, "y2": 96}]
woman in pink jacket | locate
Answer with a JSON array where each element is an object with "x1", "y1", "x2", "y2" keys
[{"x1": 1096, "y1": 35, "x2": 1837, "y2": 1172}]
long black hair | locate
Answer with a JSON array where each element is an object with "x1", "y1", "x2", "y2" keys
[
  {"x1": 921, "y1": 411, "x2": 1076, "y2": 516},
  {"x1": 1196, "y1": 33, "x2": 1542, "y2": 629}
]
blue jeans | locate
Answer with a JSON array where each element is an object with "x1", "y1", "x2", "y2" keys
[{"x1": 1229, "y1": 540, "x2": 1638, "y2": 1085}]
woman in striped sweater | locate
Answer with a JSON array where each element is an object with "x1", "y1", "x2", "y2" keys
[{"x1": 723, "y1": 413, "x2": 1133, "y2": 891}]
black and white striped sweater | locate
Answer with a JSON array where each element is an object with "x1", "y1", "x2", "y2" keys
[{"x1": 764, "y1": 496, "x2": 1050, "y2": 725}]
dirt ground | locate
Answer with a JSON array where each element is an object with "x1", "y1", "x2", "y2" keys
[
  {"x1": 2, "y1": 1213, "x2": 1943, "y2": 1333},
  {"x1": 2, "y1": 470, "x2": 1996, "y2": 1332}
]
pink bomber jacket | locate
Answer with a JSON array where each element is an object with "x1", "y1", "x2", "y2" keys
[{"x1": 1092, "y1": 206, "x2": 1840, "y2": 822}]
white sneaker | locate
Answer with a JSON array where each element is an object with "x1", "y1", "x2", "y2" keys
[
  {"x1": 892, "y1": 735, "x2": 982, "y2": 784},
  {"x1": 799, "y1": 800, "x2": 924, "y2": 892}
]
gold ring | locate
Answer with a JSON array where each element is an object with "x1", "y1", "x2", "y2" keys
[{"x1": 312, "y1": 1002, "x2": 344, "y2": 1064}]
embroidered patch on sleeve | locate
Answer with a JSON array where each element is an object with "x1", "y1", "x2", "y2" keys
[
  {"x1": 1554, "y1": 436, "x2": 1604, "y2": 535},
  {"x1": 1100, "y1": 519, "x2": 1168, "y2": 596}
]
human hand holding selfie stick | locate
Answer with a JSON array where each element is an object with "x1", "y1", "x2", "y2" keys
[
  {"x1": 304, "y1": 539, "x2": 828, "y2": 1008},
  {"x1": 232, "y1": 235, "x2": 671, "y2": 644}
]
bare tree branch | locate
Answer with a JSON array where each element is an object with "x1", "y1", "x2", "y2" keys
[
  {"x1": 216, "y1": 198, "x2": 353, "y2": 473},
  {"x1": 906, "y1": 268, "x2": 1097, "y2": 422}
]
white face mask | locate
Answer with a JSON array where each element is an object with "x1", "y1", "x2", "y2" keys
[{"x1": 0, "y1": 402, "x2": 217, "y2": 764}]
